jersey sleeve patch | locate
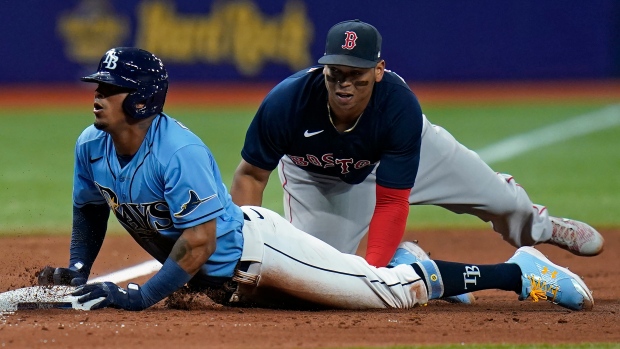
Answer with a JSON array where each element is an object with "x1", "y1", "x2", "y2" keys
[{"x1": 173, "y1": 190, "x2": 217, "y2": 218}]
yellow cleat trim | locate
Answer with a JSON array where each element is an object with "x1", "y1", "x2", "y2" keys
[{"x1": 527, "y1": 275, "x2": 559, "y2": 303}]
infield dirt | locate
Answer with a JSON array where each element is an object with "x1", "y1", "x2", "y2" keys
[{"x1": 0, "y1": 228, "x2": 618, "y2": 348}]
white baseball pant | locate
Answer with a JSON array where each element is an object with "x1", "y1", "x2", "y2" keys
[{"x1": 230, "y1": 206, "x2": 428, "y2": 309}]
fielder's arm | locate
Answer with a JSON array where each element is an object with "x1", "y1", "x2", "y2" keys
[
  {"x1": 231, "y1": 159, "x2": 272, "y2": 206},
  {"x1": 365, "y1": 185, "x2": 411, "y2": 267}
]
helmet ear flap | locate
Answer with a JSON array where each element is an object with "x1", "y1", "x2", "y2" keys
[
  {"x1": 122, "y1": 84, "x2": 167, "y2": 119},
  {"x1": 122, "y1": 91, "x2": 144, "y2": 119}
]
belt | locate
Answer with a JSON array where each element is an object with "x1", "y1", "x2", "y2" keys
[{"x1": 235, "y1": 209, "x2": 260, "y2": 286}]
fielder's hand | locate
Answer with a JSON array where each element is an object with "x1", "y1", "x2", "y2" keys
[
  {"x1": 38, "y1": 266, "x2": 87, "y2": 286},
  {"x1": 73, "y1": 282, "x2": 146, "y2": 311}
]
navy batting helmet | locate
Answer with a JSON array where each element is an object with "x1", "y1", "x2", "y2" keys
[{"x1": 81, "y1": 47, "x2": 168, "y2": 119}]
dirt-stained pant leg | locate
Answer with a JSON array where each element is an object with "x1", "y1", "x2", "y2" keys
[
  {"x1": 410, "y1": 115, "x2": 552, "y2": 247},
  {"x1": 233, "y1": 206, "x2": 428, "y2": 310}
]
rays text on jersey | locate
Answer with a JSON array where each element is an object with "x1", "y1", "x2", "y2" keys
[{"x1": 94, "y1": 182, "x2": 173, "y2": 234}]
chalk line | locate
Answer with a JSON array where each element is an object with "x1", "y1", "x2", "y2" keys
[
  {"x1": 477, "y1": 104, "x2": 620, "y2": 164},
  {"x1": 89, "y1": 260, "x2": 162, "y2": 284}
]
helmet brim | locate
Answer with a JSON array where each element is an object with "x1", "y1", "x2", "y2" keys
[{"x1": 80, "y1": 71, "x2": 138, "y2": 89}]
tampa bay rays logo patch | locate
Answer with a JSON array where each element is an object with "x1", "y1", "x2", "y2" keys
[{"x1": 174, "y1": 190, "x2": 216, "y2": 218}]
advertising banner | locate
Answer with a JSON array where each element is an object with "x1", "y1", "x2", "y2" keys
[{"x1": 1, "y1": 0, "x2": 618, "y2": 83}]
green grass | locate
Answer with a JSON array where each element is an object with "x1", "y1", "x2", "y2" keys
[
  {"x1": 405, "y1": 102, "x2": 620, "y2": 228},
  {"x1": 1, "y1": 101, "x2": 618, "y2": 234}
]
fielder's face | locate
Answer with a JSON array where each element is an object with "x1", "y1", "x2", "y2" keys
[
  {"x1": 92, "y1": 83, "x2": 132, "y2": 131},
  {"x1": 323, "y1": 61, "x2": 385, "y2": 119}
]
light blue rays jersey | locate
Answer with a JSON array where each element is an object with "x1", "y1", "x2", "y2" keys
[{"x1": 72, "y1": 113, "x2": 244, "y2": 278}]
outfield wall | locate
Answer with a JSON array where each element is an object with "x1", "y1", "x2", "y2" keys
[{"x1": 1, "y1": 0, "x2": 619, "y2": 84}]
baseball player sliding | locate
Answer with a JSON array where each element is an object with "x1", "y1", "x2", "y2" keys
[
  {"x1": 38, "y1": 47, "x2": 593, "y2": 312},
  {"x1": 231, "y1": 19, "x2": 604, "y2": 275}
]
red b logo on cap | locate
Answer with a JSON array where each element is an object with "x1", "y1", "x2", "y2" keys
[{"x1": 341, "y1": 31, "x2": 358, "y2": 50}]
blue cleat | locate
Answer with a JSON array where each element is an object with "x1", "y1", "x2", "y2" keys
[
  {"x1": 506, "y1": 246, "x2": 594, "y2": 311},
  {"x1": 388, "y1": 241, "x2": 475, "y2": 304}
]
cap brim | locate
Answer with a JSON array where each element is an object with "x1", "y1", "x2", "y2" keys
[
  {"x1": 80, "y1": 72, "x2": 138, "y2": 89},
  {"x1": 318, "y1": 55, "x2": 378, "y2": 68}
]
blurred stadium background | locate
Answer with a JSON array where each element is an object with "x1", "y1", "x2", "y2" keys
[{"x1": 1, "y1": 0, "x2": 619, "y2": 234}]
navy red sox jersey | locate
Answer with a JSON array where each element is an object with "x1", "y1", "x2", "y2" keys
[
  {"x1": 73, "y1": 113, "x2": 244, "y2": 278},
  {"x1": 241, "y1": 67, "x2": 424, "y2": 188}
]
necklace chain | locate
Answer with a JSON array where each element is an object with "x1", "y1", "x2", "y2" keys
[{"x1": 327, "y1": 102, "x2": 363, "y2": 133}]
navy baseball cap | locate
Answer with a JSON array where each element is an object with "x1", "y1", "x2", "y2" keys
[{"x1": 318, "y1": 19, "x2": 382, "y2": 68}]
